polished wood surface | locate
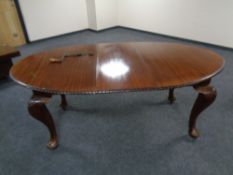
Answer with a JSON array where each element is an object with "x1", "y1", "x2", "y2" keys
[
  {"x1": 28, "y1": 91, "x2": 58, "y2": 149},
  {"x1": 10, "y1": 42, "x2": 225, "y2": 149},
  {"x1": 10, "y1": 42, "x2": 224, "y2": 94},
  {"x1": 189, "y1": 79, "x2": 217, "y2": 138}
]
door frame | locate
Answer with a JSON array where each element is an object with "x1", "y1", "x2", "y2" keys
[{"x1": 14, "y1": 0, "x2": 30, "y2": 43}]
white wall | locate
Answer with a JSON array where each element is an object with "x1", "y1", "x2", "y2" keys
[
  {"x1": 86, "y1": 0, "x2": 97, "y2": 30},
  {"x1": 95, "y1": 0, "x2": 118, "y2": 30},
  {"x1": 18, "y1": 0, "x2": 233, "y2": 48},
  {"x1": 118, "y1": 0, "x2": 233, "y2": 48},
  {"x1": 19, "y1": 0, "x2": 88, "y2": 41}
]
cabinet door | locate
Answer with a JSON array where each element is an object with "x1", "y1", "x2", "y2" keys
[{"x1": 0, "y1": 0, "x2": 25, "y2": 47}]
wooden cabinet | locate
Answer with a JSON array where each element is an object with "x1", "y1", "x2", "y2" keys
[
  {"x1": 0, "y1": 46, "x2": 20, "y2": 79},
  {"x1": 0, "y1": 0, "x2": 25, "y2": 47}
]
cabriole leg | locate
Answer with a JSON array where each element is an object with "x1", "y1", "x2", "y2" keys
[
  {"x1": 28, "y1": 92, "x2": 58, "y2": 149},
  {"x1": 168, "y1": 88, "x2": 176, "y2": 104},
  {"x1": 189, "y1": 80, "x2": 216, "y2": 138},
  {"x1": 60, "y1": 94, "x2": 68, "y2": 110}
]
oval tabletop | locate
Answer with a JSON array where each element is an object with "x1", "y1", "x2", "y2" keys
[{"x1": 10, "y1": 42, "x2": 224, "y2": 94}]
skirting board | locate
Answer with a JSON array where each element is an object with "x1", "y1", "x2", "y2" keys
[{"x1": 23, "y1": 26, "x2": 233, "y2": 51}]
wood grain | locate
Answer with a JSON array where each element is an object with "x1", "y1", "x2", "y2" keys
[{"x1": 10, "y1": 42, "x2": 224, "y2": 94}]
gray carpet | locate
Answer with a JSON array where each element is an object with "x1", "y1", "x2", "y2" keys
[{"x1": 0, "y1": 28, "x2": 233, "y2": 175}]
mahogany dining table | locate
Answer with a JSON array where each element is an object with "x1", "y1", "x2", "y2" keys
[{"x1": 10, "y1": 42, "x2": 224, "y2": 149}]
